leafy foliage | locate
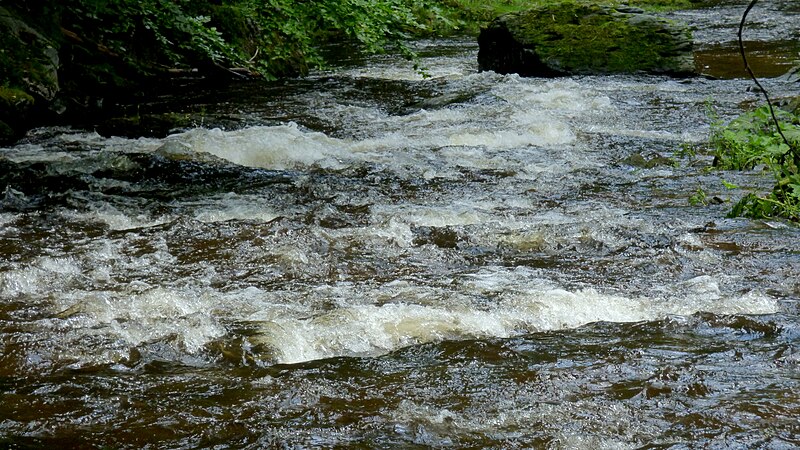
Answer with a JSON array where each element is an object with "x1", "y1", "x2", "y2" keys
[
  {"x1": 6, "y1": 0, "x2": 707, "y2": 88},
  {"x1": 232, "y1": 0, "x2": 458, "y2": 78},
  {"x1": 53, "y1": 0, "x2": 462, "y2": 81},
  {"x1": 437, "y1": 0, "x2": 701, "y2": 34},
  {"x1": 711, "y1": 105, "x2": 800, "y2": 170},
  {"x1": 709, "y1": 104, "x2": 800, "y2": 221},
  {"x1": 63, "y1": 0, "x2": 239, "y2": 69},
  {"x1": 50, "y1": 0, "x2": 704, "y2": 81},
  {"x1": 688, "y1": 186, "x2": 709, "y2": 206}
]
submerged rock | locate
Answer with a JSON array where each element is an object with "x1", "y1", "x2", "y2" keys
[
  {"x1": 776, "y1": 96, "x2": 800, "y2": 116},
  {"x1": 477, "y1": 2, "x2": 695, "y2": 77},
  {"x1": 779, "y1": 65, "x2": 800, "y2": 83},
  {"x1": 621, "y1": 152, "x2": 675, "y2": 169}
]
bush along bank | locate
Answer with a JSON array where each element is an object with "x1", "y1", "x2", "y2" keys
[
  {"x1": 708, "y1": 102, "x2": 800, "y2": 222},
  {"x1": 0, "y1": 0, "x2": 709, "y2": 144},
  {"x1": 0, "y1": 0, "x2": 460, "y2": 144}
]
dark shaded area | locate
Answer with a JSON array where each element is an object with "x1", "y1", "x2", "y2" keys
[
  {"x1": 477, "y1": 24, "x2": 564, "y2": 77},
  {"x1": 0, "y1": 152, "x2": 292, "y2": 213}
]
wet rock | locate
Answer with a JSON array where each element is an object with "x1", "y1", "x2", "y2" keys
[
  {"x1": 778, "y1": 65, "x2": 800, "y2": 83},
  {"x1": 412, "y1": 226, "x2": 462, "y2": 249},
  {"x1": 774, "y1": 95, "x2": 800, "y2": 116},
  {"x1": 91, "y1": 111, "x2": 262, "y2": 139},
  {"x1": 775, "y1": 66, "x2": 800, "y2": 115},
  {"x1": 0, "y1": 88, "x2": 33, "y2": 143},
  {"x1": 0, "y1": 6, "x2": 60, "y2": 144},
  {"x1": 622, "y1": 152, "x2": 676, "y2": 169},
  {"x1": 0, "y1": 7, "x2": 60, "y2": 101},
  {"x1": 477, "y1": 2, "x2": 695, "y2": 77},
  {"x1": 0, "y1": 120, "x2": 13, "y2": 142},
  {"x1": 401, "y1": 90, "x2": 485, "y2": 114}
]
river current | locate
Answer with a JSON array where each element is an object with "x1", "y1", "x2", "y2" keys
[{"x1": 2, "y1": 1, "x2": 800, "y2": 448}]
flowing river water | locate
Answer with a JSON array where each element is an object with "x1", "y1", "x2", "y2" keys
[{"x1": 2, "y1": 1, "x2": 800, "y2": 448}]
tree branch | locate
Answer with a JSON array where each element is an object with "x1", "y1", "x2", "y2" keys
[{"x1": 737, "y1": 0, "x2": 799, "y2": 165}]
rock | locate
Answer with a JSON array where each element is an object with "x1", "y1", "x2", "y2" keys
[
  {"x1": 399, "y1": 89, "x2": 487, "y2": 114},
  {"x1": 477, "y1": 2, "x2": 695, "y2": 77},
  {"x1": 0, "y1": 120, "x2": 15, "y2": 143},
  {"x1": 0, "y1": 7, "x2": 60, "y2": 101},
  {"x1": 0, "y1": 5, "x2": 60, "y2": 143},
  {"x1": 776, "y1": 96, "x2": 800, "y2": 116},
  {"x1": 621, "y1": 152, "x2": 675, "y2": 169},
  {"x1": 778, "y1": 65, "x2": 800, "y2": 83},
  {"x1": 0, "y1": 86, "x2": 36, "y2": 145}
]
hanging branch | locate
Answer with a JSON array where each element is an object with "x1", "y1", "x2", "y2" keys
[{"x1": 737, "y1": 0, "x2": 799, "y2": 166}]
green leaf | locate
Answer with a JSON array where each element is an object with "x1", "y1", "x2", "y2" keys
[{"x1": 721, "y1": 180, "x2": 739, "y2": 190}]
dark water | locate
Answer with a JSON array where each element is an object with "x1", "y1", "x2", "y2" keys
[{"x1": 2, "y1": 1, "x2": 800, "y2": 448}]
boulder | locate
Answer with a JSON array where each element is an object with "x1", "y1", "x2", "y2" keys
[
  {"x1": 477, "y1": 2, "x2": 695, "y2": 77},
  {"x1": 0, "y1": 5, "x2": 60, "y2": 144},
  {"x1": 0, "y1": 87, "x2": 35, "y2": 142}
]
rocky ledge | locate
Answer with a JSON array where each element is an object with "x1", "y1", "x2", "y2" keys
[{"x1": 478, "y1": 2, "x2": 695, "y2": 77}]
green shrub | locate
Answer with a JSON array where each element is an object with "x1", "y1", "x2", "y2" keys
[
  {"x1": 61, "y1": 0, "x2": 242, "y2": 73},
  {"x1": 6, "y1": 0, "x2": 705, "y2": 85},
  {"x1": 52, "y1": 0, "x2": 462, "y2": 80},
  {"x1": 709, "y1": 104, "x2": 800, "y2": 221},
  {"x1": 711, "y1": 105, "x2": 800, "y2": 170}
]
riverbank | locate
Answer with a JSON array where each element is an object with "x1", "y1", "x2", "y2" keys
[{"x1": 1, "y1": 0, "x2": 717, "y2": 145}]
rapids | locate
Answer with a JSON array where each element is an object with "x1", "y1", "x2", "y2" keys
[{"x1": 1, "y1": 0, "x2": 799, "y2": 447}]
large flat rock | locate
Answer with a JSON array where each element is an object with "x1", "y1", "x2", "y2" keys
[{"x1": 478, "y1": 2, "x2": 695, "y2": 77}]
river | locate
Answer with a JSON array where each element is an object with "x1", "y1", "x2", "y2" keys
[{"x1": 1, "y1": 1, "x2": 800, "y2": 448}]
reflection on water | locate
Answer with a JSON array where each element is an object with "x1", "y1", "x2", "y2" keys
[
  {"x1": 2, "y1": 1, "x2": 800, "y2": 448},
  {"x1": 696, "y1": 40, "x2": 800, "y2": 79}
]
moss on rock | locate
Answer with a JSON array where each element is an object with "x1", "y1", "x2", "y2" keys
[
  {"x1": 0, "y1": 6, "x2": 60, "y2": 100},
  {"x1": 0, "y1": 86, "x2": 35, "y2": 110},
  {"x1": 478, "y1": 1, "x2": 695, "y2": 77},
  {"x1": 0, "y1": 5, "x2": 61, "y2": 143}
]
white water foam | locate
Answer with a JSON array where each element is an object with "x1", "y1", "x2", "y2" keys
[
  {"x1": 0, "y1": 212, "x2": 16, "y2": 226},
  {"x1": 389, "y1": 399, "x2": 647, "y2": 450},
  {"x1": 2, "y1": 57, "x2": 784, "y2": 375},
  {"x1": 60, "y1": 202, "x2": 172, "y2": 231},
  {"x1": 49, "y1": 287, "x2": 225, "y2": 362},
  {"x1": 2, "y1": 133, "x2": 162, "y2": 163},
  {"x1": 184, "y1": 193, "x2": 281, "y2": 223},
  {"x1": 0, "y1": 257, "x2": 82, "y2": 298},
  {"x1": 246, "y1": 269, "x2": 778, "y2": 364},
  {"x1": 157, "y1": 118, "x2": 576, "y2": 174},
  {"x1": 161, "y1": 124, "x2": 348, "y2": 170},
  {"x1": 143, "y1": 75, "x2": 616, "y2": 174},
  {"x1": 371, "y1": 204, "x2": 487, "y2": 228}
]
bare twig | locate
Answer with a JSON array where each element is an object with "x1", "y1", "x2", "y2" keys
[
  {"x1": 212, "y1": 61, "x2": 251, "y2": 79},
  {"x1": 248, "y1": 47, "x2": 260, "y2": 63},
  {"x1": 737, "y1": 0, "x2": 799, "y2": 166}
]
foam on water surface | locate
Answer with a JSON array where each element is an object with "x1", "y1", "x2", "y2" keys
[
  {"x1": 161, "y1": 124, "x2": 349, "y2": 170},
  {"x1": 219, "y1": 267, "x2": 780, "y2": 365},
  {"x1": 0, "y1": 42, "x2": 794, "y2": 376},
  {"x1": 2, "y1": 11, "x2": 800, "y2": 446},
  {"x1": 255, "y1": 285, "x2": 777, "y2": 364}
]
